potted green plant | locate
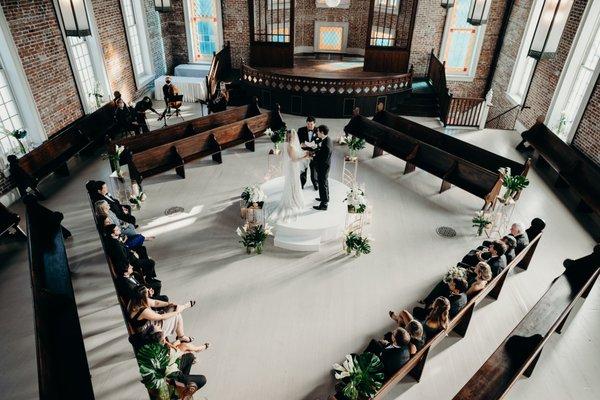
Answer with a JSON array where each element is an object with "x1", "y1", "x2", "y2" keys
[
  {"x1": 333, "y1": 353, "x2": 384, "y2": 400},
  {"x1": 344, "y1": 231, "x2": 372, "y2": 257},
  {"x1": 472, "y1": 211, "x2": 491, "y2": 236},
  {"x1": 346, "y1": 136, "x2": 366, "y2": 160},
  {"x1": 0, "y1": 127, "x2": 27, "y2": 155},
  {"x1": 237, "y1": 223, "x2": 273, "y2": 254},
  {"x1": 498, "y1": 167, "x2": 529, "y2": 200},
  {"x1": 135, "y1": 342, "x2": 173, "y2": 400}
]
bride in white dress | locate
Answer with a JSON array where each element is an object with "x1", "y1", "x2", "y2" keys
[{"x1": 269, "y1": 129, "x2": 310, "y2": 222}]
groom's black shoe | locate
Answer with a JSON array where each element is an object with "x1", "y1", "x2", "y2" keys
[
  {"x1": 313, "y1": 204, "x2": 328, "y2": 211},
  {"x1": 313, "y1": 184, "x2": 318, "y2": 191},
  {"x1": 315, "y1": 198, "x2": 321, "y2": 201}
]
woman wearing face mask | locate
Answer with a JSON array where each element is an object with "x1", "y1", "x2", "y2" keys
[{"x1": 162, "y1": 76, "x2": 175, "y2": 110}]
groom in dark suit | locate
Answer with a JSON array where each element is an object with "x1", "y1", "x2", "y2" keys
[
  {"x1": 313, "y1": 125, "x2": 332, "y2": 211},
  {"x1": 297, "y1": 116, "x2": 318, "y2": 190}
]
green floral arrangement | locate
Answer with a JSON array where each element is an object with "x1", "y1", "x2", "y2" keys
[
  {"x1": 472, "y1": 211, "x2": 492, "y2": 236},
  {"x1": 344, "y1": 186, "x2": 367, "y2": 214},
  {"x1": 135, "y1": 342, "x2": 173, "y2": 400},
  {"x1": 103, "y1": 144, "x2": 125, "y2": 177},
  {"x1": 241, "y1": 185, "x2": 267, "y2": 208},
  {"x1": 265, "y1": 127, "x2": 287, "y2": 150},
  {"x1": 88, "y1": 81, "x2": 104, "y2": 109},
  {"x1": 237, "y1": 223, "x2": 273, "y2": 254},
  {"x1": 0, "y1": 127, "x2": 27, "y2": 155},
  {"x1": 345, "y1": 230, "x2": 372, "y2": 257},
  {"x1": 346, "y1": 135, "x2": 366, "y2": 159},
  {"x1": 333, "y1": 353, "x2": 385, "y2": 400},
  {"x1": 498, "y1": 167, "x2": 530, "y2": 200}
]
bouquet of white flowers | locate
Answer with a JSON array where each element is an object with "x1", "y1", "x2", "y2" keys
[
  {"x1": 443, "y1": 265, "x2": 468, "y2": 283},
  {"x1": 237, "y1": 223, "x2": 273, "y2": 254},
  {"x1": 344, "y1": 186, "x2": 367, "y2": 214},
  {"x1": 241, "y1": 185, "x2": 267, "y2": 208}
]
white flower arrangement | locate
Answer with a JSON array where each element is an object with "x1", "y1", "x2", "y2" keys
[
  {"x1": 241, "y1": 185, "x2": 267, "y2": 207},
  {"x1": 443, "y1": 265, "x2": 468, "y2": 284},
  {"x1": 344, "y1": 186, "x2": 367, "y2": 214},
  {"x1": 237, "y1": 222, "x2": 273, "y2": 254},
  {"x1": 333, "y1": 354, "x2": 356, "y2": 380},
  {"x1": 129, "y1": 182, "x2": 147, "y2": 210}
]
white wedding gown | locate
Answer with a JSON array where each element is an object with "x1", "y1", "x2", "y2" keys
[{"x1": 268, "y1": 141, "x2": 306, "y2": 222}]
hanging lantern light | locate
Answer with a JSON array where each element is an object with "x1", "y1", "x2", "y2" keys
[
  {"x1": 466, "y1": 0, "x2": 492, "y2": 26},
  {"x1": 154, "y1": 0, "x2": 172, "y2": 12},
  {"x1": 56, "y1": 0, "x2": 92, "y2": 37},
  {"x1": 528, "y1": 0, "x2": 574, "y2": 59},
  {"x1": 441, "y1": 0, "x2": 455, "y2": 8}
]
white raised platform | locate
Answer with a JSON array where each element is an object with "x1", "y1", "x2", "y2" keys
[{"x1": 261, "y1": 177, "x2": 349, "y2": 252}]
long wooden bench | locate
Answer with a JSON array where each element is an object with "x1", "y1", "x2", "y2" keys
[
  {"x1": 24, "y1": 195, "x2": 94, "y2": 399},
  {"x1": 373, "y1": 109, "x2": 530, "y2": 193},
  {"x1": 110, "y1": 100, "x2": 262, "y2": 155},
  {"x1": 0, "y1": 201, "x2": 26, "y2": 240},
  {"x1": 128, "y1": 106, "x2": 285, "y2": 185},
  {"x1": 522, "y1": 121, "x2": 600, "y2": 215},
  {"x1": 330, "y1": 218, "x2": 546, "y2": 400},
  {"x1": 13, "y1": 103, "x2": 115, "y2": 196},
  {"x1": 344, "y1": 112, "x2": 505, "y2": 209},
  {"x1": 453, "y1": 245, "x2": 600, "y2": 400}
]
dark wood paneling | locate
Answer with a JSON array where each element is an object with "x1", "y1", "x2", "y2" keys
[
  {"x1": 363, "y1": 47, "x2": 410, "y2": 73},
  {"x1": 249, "y1": 42, "x2": 294, "y2": 68}
]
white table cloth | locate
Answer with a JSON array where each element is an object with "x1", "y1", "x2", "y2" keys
[
  {"x1": 154, "y1": 75, "x2": 207, "y2": 103},
  {"x1": 174, "y1": 63, "x2": 211, "y2": 78}
]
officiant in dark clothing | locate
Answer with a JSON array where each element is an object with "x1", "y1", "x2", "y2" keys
[
  {"x1": 134, "y1": 97, "x2": 160, "y2": 133},
  {"x1": 298, "y1": 116, "x2": 318, "y2": 190},
  {"x1": 313, "y1": 125, "x2": 332, "y2": 211}
]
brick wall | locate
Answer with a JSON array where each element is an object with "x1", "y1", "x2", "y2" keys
[
  {"x1": 160, "y1": 0, "x2": 188, "y2": 72},
  {"x1": 572, "y1": 77, "x2": 600, "y2": 165},
  {"x1": 222, "y1": 0, "x2": 249, "y2": 69},
  {"x1": 0, "y1": 0, "x2": 83, "y2": 136},
  {"x1": 409, "y1": 0, "x2": 446, "y2": 78}
]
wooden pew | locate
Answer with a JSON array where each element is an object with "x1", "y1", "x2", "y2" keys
[
  {"x1": 453, "y1": 245, "x2": 600, "y2": 400},
  {"x1": 331, "y1": 218, "x2": 546, "y2": 400},
  {"x1": 128, "y1": 107, "x2": 285, "y2": 185},
  {"x1": 24, "y1": 195, "x2": 94, "y2": 399},
  {"x1": 373, "y1": 109, "x2": 530, "y2": 188},
  {"x1": 14, "y1": 103, "x2": 115, "y2": 196},
  {"x1": 0, "y1": 201, "x2": 26, "y2": 240},
  {"x1": 110, "y1": 100, "x2": 262, "y2": 155},
  {"x1": 522, "y1": 122, "x2": 600, "y2": 215},
  {"x1": 344, "y1": 113, "x2": 504, "y2": 209}
]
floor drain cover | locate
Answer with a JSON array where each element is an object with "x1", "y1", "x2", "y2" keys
[
  {"x1": 164, "y1": 206, "x2": 185, "y2": 216},
  {"x1": 436, "y1": 226, "x2": 457, "y2": 238}
]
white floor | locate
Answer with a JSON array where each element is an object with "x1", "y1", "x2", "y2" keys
[{"x1": 0, "y1": 106, "x2": 598, "y2": 400}]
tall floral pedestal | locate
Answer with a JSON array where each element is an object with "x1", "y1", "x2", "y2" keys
[
  {"x1": 240, "y1": 201, "x2": 265, "y2": 227},
  {"x1": 342, "y1": 156, "x2": 358, "y2": 187},
  {"x1": 266, "y1": 149, "x2": 283, "y2": 180},
  {"x1": 485, "y1": 197, "x2": 516, "y2": 238},
  {"x1": 108, "y1": 169, "x2": 133, "y2": 203}
]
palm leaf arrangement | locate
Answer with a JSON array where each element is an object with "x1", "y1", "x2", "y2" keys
[
  {"x1": 237, "y1": 223, "x2": 273, "y2": 254},
  {"x1": 498, "y1": 167, "x2": 529, "y2": 200},
  {"x1": 472, "y1": 211, "x2": 492, "y2": 236},
  {"x1": 346, "y1": 135, "x2": 366, "y2": 159},
  {"x1": 345, "y1": 230, "x2": 372, "y2": 257},
  {"x1": 333, "y1": 353, "x2": 385, "y2": 400},
  {"x1": 135, "y1": 343, "x2": 173, "y2": 400},
  {"x1": 0, "y1": 127, "x2": 27, "y2": 155}
]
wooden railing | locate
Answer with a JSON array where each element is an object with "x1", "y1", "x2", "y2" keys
[
  {"x1": 241, "y1": 64, "x2": 413, "y2": 97},
  {"x1": 206, "y1": 41, "x2": 232, "y2": 100},
  {"x1": 426, "y1": 50, "x2": 488, "y2": 128}
]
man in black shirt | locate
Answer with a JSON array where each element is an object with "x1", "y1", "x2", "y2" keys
[
  {"x1": 104, "y1": 224, "x2": 156, "y2": 278},
  {"x1": 115, "y1": 263, "x2": 166, "y2": 301},
  {"x1": 91, "y1": 181, "x2": 136, "y2": 225},
  {"x1": 510, "y1": 222, "x2": 529, "y2": 254},
  {"x1": 297, "y1": 116, "x2": 318, "y2": 190},
  {"x1": 162, "y1": 76, "x2": 175, "y2": 110},
  {"x1": 134, "y1": 96, "x2": 160, "y2": 133}
]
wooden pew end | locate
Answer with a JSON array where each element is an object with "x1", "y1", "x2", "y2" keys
[{"x1": 505, "y1": 334, "x2": 543, "y2": 374}]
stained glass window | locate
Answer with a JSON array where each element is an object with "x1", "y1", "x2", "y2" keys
[
  {"x1": 318, "y1": 27, "x2": 343, "y2": 51},
  {"x1": 441, "y1": 0, "x2": 483, "y2": 77},
  {"x1": 189, "y1": 0, "x2": 221, "y2": 62}
]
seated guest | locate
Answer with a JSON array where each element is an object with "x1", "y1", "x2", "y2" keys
[
  {"x1": 414, "y1": 278, "x2": 467, "y2": 320},
  {"x1": 484, "y1": 241, "x2": 507, "y2": 276},
  {"x1": 104, "y1": 224, "x2": 156, "y2": 279},
  {"x1": 115, "y1": 263, "x2": 166, "y2": 301},
  {"x1": 405, "y1": 319, "x2": 426, "y2": 355},
  {"x1": 114, "y1": 97, "x2": 140, "y2": 136},
  {"x1": 102, "y1": 219, "x2": 145, "y2": 249},
  {"x1": 380, "y1": 328, "x2": 411, "y2": 377},
  {"x1": 466, "y1": 262, "x2": 493, "y2": 298},
  {"x1": 129, "y1": 286, "x2": 196, "y2": 342},
  {"x1": 510, "y1": 222, "x2": 529, "y2": 253},
  {"x1": 95, "y1": 200, "x2": 138, "y2": 237},
  {"x1": 394, "y1": 297, "x2": 450, "y2": 340},
  {"x1": 91, "y1": 180, "x2": 136, "y2": 225},
  {"x1": 502, "y1": 235, "x2": 517, "y2": 263}
]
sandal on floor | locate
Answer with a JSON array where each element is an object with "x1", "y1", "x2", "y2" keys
[
  {"x1": 188, "y1": 300, "x2": 196, "y2": 308},
  {"x1": 177, "y1": 335, "x2": 195, "y2": 343}
]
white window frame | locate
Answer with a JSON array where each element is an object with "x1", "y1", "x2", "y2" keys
[
  {"x1": 183, "y1": 0, "x2": 224, "y2": 65},
  {"x1": 546, "y1": 0, "x2": 600, "y2": 144},
  {"x1": 506, "y1": 0, "x2": 545, "y2": 106},
  {"x1": 439, "y1": 0, "x2": 488, "y2": 82},
  {"x1": 120, "y1": 0, "x2": 154, "y2": 88},
  {"x1": 53, "y1": 0, "x2": 111, "y2": 114},
  {"x1": 0, "y1": 7, "x2": 46, "y2": 151}
]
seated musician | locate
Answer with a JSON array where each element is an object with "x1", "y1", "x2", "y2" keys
[
  {"x1": 163, "y1": 76, "x2": 175, "y2": 111},
  {"x1": 134, "y1": 96, "x2": 160, "y2": 133},
  {"x1": 112, "y1": 90, "x2": 123, "y2": 107},
  {"x1": 7, "y1": 154, "x2": 45, "y2": 199},
  {"x1": 208, "y1": 87, "x2": 229, "y2": 114},
  {"x1": 114, "y1": 98, "x2": 140, "y2": 136}
]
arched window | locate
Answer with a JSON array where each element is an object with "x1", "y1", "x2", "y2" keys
[
  {"x1": 121, "y1": 0, "x2": 154, "y2": 87},
  {"x1": 184, "y1": 0, "x2": 224, "y2": 63},
  {"x1": 440, "y1": 0, "x2": 487, "y2": 80}
]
